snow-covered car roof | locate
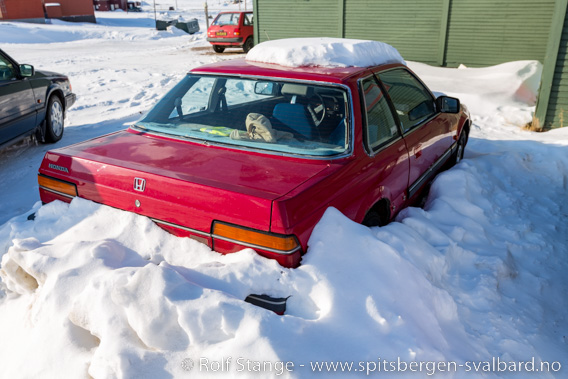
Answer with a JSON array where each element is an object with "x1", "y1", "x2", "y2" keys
[{"x1": 245, "y1": 38, "x2": 406, "y2": 68}]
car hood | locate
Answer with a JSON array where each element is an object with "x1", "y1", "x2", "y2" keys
[{"x1": 34, "y1": 69, "x2": 68, "y2": 80}]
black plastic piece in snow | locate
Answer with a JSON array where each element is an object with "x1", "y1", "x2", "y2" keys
[
  {"x1": 27, "y1": 212, "x2": 36, "y2": 221},
  {"x1": 245, "y1": 294, "x2": 288, "y2": 315}
]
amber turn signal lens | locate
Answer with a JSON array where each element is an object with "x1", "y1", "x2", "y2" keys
[
  {"x1": 213, "y1": 222, "x2": 299, "y2": 252},
  {"x1": 38, "y1": 175, "x2": 77, "y2": 197}
]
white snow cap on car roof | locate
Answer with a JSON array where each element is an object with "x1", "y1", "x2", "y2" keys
[{"x1": 246, "y1": 38, "x2": 406, "y2": 68}]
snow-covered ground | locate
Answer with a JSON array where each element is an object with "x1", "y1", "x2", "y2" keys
[{"x1": 1, "y1": 2, "x2": 567, "y2": 378}]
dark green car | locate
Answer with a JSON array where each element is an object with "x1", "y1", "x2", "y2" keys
[{"x1": 0, "y1": 49, "x2": 76, "y2": 149}]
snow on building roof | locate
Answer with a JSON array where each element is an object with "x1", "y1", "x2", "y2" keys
[{"x1": 246, "y1": 38, "x2": 406, "y2": 68}]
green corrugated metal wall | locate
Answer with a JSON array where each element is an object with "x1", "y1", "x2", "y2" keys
[
  {"x1": 444, "y1": 0, "x2": 555, "y2": 67},
  {"x1": 343, "y1": 0, "x2": 444, "y2": 65},
  {"x1": 538, "y1": 1, "x2": 568, "y2": 129},
  {"x1": 255, "y1": 0, "x2": 339, "y2": 41},
  {"x1": 254, "y1": 0, "x2": 554, "y2": 67},
  {"x1": 253, "y1": 0, "x2": 566, "y2": 128}
]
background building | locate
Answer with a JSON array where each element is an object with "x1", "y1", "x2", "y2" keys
[
  {"x1": 94, "y1": 0, "x2": 141, "y2": 11},
  {"x1": 0, "y1": 0, "x2": 95, "y2": 23},
  {"x1": 0, "y1": 0, "x2": 44, "y2": 23}
]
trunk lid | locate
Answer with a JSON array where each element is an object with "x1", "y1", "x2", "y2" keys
[{"x1": 40, "y1": 129, "x2": 329, "y2": 233}]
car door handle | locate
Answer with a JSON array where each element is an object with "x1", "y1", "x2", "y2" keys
[{"x1": 414, "y1": 143, "x2": 422, "y2": 158}]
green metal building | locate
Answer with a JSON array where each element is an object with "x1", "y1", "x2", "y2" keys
[
  {"x1": 536, "y1": 0, "x2": 568, "y2": 129},
  {"x1": 252, "y1": 0, "x2": 568, "y2": 129}
]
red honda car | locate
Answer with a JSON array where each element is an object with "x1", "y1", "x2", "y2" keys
[
  {"x1": 206, "y1": 11, "x2": 254, "y2": 53},
  {"x1": 37, "y1": 44, "x2": 470, "y2": 272}
]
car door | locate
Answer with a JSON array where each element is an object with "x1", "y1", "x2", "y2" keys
[
  {"x1": 374, "y1": 67, "x2": 455, "y2": 199},
  {"x1": 358, "y1": 74, "x2": 410, "y2": 216},
  {"x1": 242, "y1": 12, "x2": 254, "y2": 41},
  {"x1": 0, "y1": 52, "x2": 37, "y2": 145}
]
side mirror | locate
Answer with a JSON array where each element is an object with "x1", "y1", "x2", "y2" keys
[
  {"x1": 19, "y1": 64, "x2": 34, "y2": 77},
  {"x1": 436, "y1": 96, "x2": 460, "y2": 113},
  {"x1": 255, "y1": 81, "x2": 277, "y2": 96}
]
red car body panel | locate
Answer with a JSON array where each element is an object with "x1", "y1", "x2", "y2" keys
[
  {"x1": 194, "y1": 58, "x2": 370, "y2": 83},
  {"x1": 404, "y1": 114, "x2": 457, "y2": 194},
  {"x1": 270, "y1": 136, "x2": 411, "y2": 252},
  {"x1": 40, "y1": 130, "x2": 328, "y2": 225},
  {"x1": 38, "y1": 58, "x2": 470, "y2": 268}
]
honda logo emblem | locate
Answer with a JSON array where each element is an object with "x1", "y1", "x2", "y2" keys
[{"x1": 133, "y1": 177, "x2": 146, "y2": 192}]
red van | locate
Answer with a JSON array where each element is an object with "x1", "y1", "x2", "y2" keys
[{"x1": 207, "y1": 11, "x2": 254, "y2": 53}]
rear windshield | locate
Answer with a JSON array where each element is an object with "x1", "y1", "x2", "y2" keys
[
  {"x1": 212, "y1": 13, "x2": 240, "y2": 26},
  {"x1": 135, "y1": 74, "x2": 350, "y2": 157}
]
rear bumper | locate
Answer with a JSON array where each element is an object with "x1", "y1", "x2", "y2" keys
[
  {"x1": 207, "y1": 37, "x2": 243, "y2": 45},
  {"x1": 38, "y1": 172, "x2": 303, "y2": 269}
]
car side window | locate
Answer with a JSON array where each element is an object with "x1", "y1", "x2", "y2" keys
[
  {"x1": 0, "y1": 56, "x2": 15, "y2": 82},
  {"x1": 169, "y1": 76, "x2": 215, "y2": 118},
  {"x1": 244, "y1": 14, "x2": 253, "y2": 26},
  {"x1": 377, "y1": 69, "x2": 436, "y2": 132},
  {"x1": 361, "y1": 76, "x2": 399, "y2": 151}
]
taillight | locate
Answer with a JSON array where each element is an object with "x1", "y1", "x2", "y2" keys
[
  {"x1": 212, "y1": 221, "x2": 300, "y2": 254},
  {"x1": 38, "y1": 174, "x2": 77, "y2": 198},
  {"x1": 234, "y1": 28, "x2": 240, "y2": 36}
]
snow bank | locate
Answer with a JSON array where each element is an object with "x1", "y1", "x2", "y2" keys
[
  {"x1": 409, "y1": 60, "x2": 542, "y2": 129},
  {"x1": 0, "y1": 15, "x2": 194, "y2": 44},
  {"x1": 246, "y1": 38, "x2": 406, "y2": 68}
]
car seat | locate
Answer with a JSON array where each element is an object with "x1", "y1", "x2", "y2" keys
[{"x1": 272, "y1": 84, "x2": 317, "y2": 140}]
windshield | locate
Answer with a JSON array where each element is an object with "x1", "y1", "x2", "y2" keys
[
  {"x1": 135, "y1": 74, "x2": 350, "y2": 157},
  {"x1": 212, "y1": 13, "x2": 240, "y2": 26}
]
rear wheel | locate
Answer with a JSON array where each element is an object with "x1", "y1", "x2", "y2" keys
[
  {"x1": 44, "y1": 96, "x2": 64, "y2": 143},
  {"x1": 362, "y1": 210, "x2": 382, "y2": 227},
  {"x1": 362, "y1": 200, "x2": 390, "y2": 227},
  {"x1": 243, "y1": 37, "x2": 254, "y2": 53},
  {"x1": 212, "y1": 45, "x2": 225, "y2": 53}
]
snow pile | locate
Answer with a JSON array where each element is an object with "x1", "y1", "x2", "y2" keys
[
  {"x1": 0, "y1": 199, "x2": 285, "y2": 377},
  {"x1": 408, "y1": 61, "x2": 542, "y2": 131},
  {"x1": 246, "y1": 38, "x2": 406, "y2": 68},
  {"x1": 0, "y1": 19, "x2": 185, "y2": 44}
]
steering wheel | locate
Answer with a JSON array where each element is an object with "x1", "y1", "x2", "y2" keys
[{"x1": 307, "y1": 93, "x2": 326, "y2": 127}]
